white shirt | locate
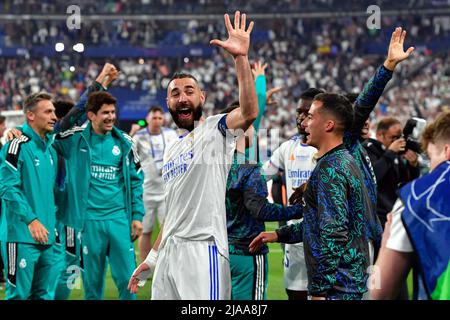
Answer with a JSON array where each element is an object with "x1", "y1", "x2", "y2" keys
[
  {"x1": 134, "y1": 127, "x2": 178, "y2": 202},
  {"x1": 386, "y1": 199, "x2": 414, "y2": 253},
  {"x1": 262, "y1": 134, "x2": 317, "y2": 224},
  {"x1": 159, "y1": 114, "x2": 236, "y2": 258}
]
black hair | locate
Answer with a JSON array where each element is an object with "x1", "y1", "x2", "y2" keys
[
  {"x1": 300, "y1": 88, "x2": 325, "y2": 100},
  {"x1": 313, "y1": 93, "x2": 354, "y2": 133},
  {"x1": 53, "y1": 98, "x2": 75, "y2": 119},
  {"x1": 167, "y1": 72, "x2": 199, "y2": 88},
  {"x1": 86, "y1": 91, "x2": 117, "y2": 114},
  {"x1": 344, "y1": 92, "x2": 359, "y2": 104}
]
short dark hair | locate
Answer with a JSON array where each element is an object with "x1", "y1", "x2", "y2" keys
[
  {"x1": 167, "y1": 72, "x2": 199, "y2": 88},
  {"x1": 344, "y1": 93, "x2": 359, "y2": 104},
  {"x1": 0, "y1": 115, "x2": 5, "y2": 125},
  {"x1": 86, "y1": 92, "x2": 117, "y2": 114},
  {"x1": 300, "y1": 88, "x2": 325, "y2": 101},
  {"x1": 53, "y1": 98, "x2": 75, "y2": 119},
  {"x1": 376, "y1": 117, "x2": 401, "y2": 133},
  {"x1": 147, "y1": 105, "x2": 164, "y2": 114},
  {"x1": 313, "y1": 93, "x2": 354, "y2": 133},
  {"x1": 23, "y1": 92, "x2": 53, "y2": 112}
]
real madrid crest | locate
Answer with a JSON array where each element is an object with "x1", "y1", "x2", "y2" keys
[{"x1": 112, "y1": 145, "x2": 121, "y2": 156}]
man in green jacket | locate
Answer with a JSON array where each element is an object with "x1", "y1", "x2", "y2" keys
[
  {"x1": 53, "y1": 91, "x2": 144, "y2": 300},
  {"x1": 0, "y1": 92, "x2": 59, "y2": 299}
]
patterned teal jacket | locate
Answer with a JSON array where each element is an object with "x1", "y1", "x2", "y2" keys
[
  {"x1": 226, "y1": 152, "x2": 302, "y2": 255},
  {"x1": 344, "y1": 65, "x2": 393, "y2": 246},
  {"x1": 278, "y1": 145, "x2": 372, "y2": 298}
]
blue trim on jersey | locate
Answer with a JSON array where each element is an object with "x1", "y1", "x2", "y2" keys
[{"x1": 217, "y1": 115, "x2": 228, "y2": 138}]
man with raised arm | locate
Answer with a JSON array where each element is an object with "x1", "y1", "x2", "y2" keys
[{"x1": 128, "y1": 11, "x2": 258, "y2": 300}]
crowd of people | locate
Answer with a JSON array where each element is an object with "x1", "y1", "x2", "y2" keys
[
  {"x1": 1, "y1": 0, "x2": 445, "y2": 15},
  {"x1": 0, "y1": 7, "x2": 449, "y2": 302},
  {"x1": 2, "y1": 13, "x2": 448, "y2": 134}
]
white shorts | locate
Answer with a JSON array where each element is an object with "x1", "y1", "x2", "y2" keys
[
  {"x1": 284, "y1": 243, "x2": 308, "y2": 291},
  {"x1": 151, "y1": 238, "x2": 231, "y2": 300},
  {"x1": 142, "y1": 199, "x2": 166, "y2": 234}
]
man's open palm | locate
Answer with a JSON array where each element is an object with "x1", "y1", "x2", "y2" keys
[
  {"x1": 387, "y1": 27, "x2": 414, "y2": 65},
  {"x1": 210, "y1": 11, "x2": 254, "y2": 57}
]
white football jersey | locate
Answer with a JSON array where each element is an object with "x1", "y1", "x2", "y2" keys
[
  {"x1": 263, "y1": 134, "x2": 317, "y2": 201},
  {"x1": 263, "y1": 134, "x2": 317, "y2": 291},
  {"x1": 159, "y1": 114, "x2": 236, "y2": 258},
  {"x1": 134, "y1": 127, "x2": 178, "y2": 202}
]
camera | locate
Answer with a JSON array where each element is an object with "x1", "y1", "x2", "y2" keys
[{"x1": 402, "y1": 117, "x2": 427, "y2": 154}]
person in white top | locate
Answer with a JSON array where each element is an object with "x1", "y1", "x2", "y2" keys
[
  {"x1": 262, "y1": 88, "x2": 323, "y2": 300},
  {"x1": 370, "y1": 111, "x2": 450, "y2": 300},
  {"x1": 131, "y1": 106, "x2": 178, "y2": 262},
  {"x1": 128, "y1": 10, "x2": 258, "y2": 300}
]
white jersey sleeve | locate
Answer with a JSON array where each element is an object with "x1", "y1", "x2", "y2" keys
[
  {"x1": 386, "y1": 199, "x2": 414, "y2": 253},
  {"x1": 160, "y1": 114, "x2": 236, "y2": 258},
  {"x1": 262, "y1": 142, "x2": 286, "y2": 178}
]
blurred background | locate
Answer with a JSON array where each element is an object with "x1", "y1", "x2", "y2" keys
[{"x1": 0, "y1": 0, "x2": 449, "y2": 151}]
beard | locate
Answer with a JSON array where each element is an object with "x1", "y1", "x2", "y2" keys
[{"x1": 169, "y1": 102, "x2": 203, "y2": 132}]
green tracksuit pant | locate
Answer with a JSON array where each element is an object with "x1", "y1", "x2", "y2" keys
[
  {"x1": 1, "y1": 242, "x2": 55, "y2": 300},
  {"x1": 81, "y1": 218, "x2": 137, "y2": 300},
  {"x1": 230, "y1": 253, "x2": 268, "y2": 300},
  {"x1": 48, "y1": 224, "x2": 82, "y2": 300}
]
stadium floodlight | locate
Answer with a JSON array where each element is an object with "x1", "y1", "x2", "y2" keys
[
  {"x1": 55, "y1": 43, "x2": 65, "y2": 52},
  {"x1": 73, "y1": 43, "x2": 84, "y2": 53}
]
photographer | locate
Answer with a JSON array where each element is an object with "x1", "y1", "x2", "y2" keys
[
  {"x1": 370, "y1": 111, "x2": 450, "y2": 300},
  {"x1": 363, "y1": 117, "x2": 421, "y2": 227}
]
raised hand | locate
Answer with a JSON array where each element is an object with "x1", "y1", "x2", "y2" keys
[
  {"x1": 210, "y1": 11, "x2": 254, "y2": 58},
  {"x1": 384, "y1": 27, "x2": 415, "y2": 71},
  {"x1": 96, "y1": 62, "x2": 119, "y2": 88},
  {"x1": 251, "y1": 61, "x2": 268, "y2": 78}
]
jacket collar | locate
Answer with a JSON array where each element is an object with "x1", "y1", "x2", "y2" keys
[
  {"x1": 22, "y1": 123, "x2": 54, "y2": 150},
  {"x1": 81, "y1": 122, "x2": 131, "y2": 150}
]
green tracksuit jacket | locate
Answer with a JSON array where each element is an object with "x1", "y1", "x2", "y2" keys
[
  {"x1": 0, "y1": 123, "x2": 58, "y2": 244},
  {"x1": 52, "y1": 122, "x2": 145, "y2": 231}
]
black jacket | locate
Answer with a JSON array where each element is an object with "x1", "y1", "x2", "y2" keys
[{"x1": 363, "y1": 138, "x2": 420, "y2": 224}]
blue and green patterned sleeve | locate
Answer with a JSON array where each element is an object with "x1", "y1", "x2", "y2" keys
[
  {"x1": 350, "y1": 65, "x2": 393, "y2": 137},
  {"x1": 276, "y1": 222, "x2": 303, "y2": 244},
  {"x1": 310, "y1": 167, "x2": 349, "y2": 295},
  {"x1": 243, "y1": 166, "x2": 303, "y2": 221}
]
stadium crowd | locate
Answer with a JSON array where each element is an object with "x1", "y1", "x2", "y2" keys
[{"x1": 0, "y1": 4, "x2": 449, "y2": 302}]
